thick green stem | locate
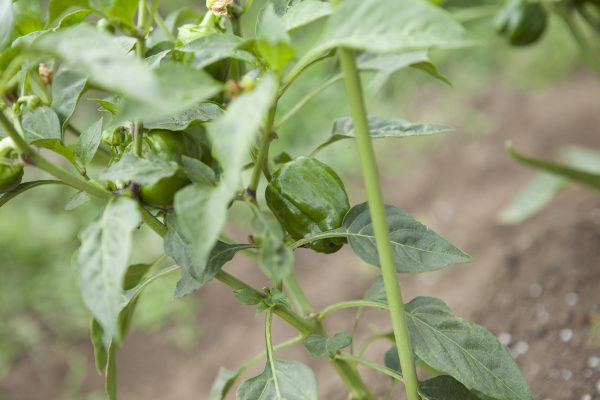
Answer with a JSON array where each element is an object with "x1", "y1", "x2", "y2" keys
[
  {"x1": 247, "y1": 102, "x2": 277, "y2": 198},
  {"x1": 337, "y1": 48, "x2": 420, "y2": 400},
  {"x1": 283, "y1": 273, "x2": 313, "y2": 314},
  {"x1": 134, "y1": 0, "x2": 147, "y2": 157}
]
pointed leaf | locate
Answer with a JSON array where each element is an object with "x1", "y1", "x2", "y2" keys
[
  {"x1": 236, "y1": 359, "x2": 318, "y2": 400},
  {"x1": 304, "y1": 332, "x2": 352, "y2": 358},
  {"x1": 406, "y1": 296, "x2": 532, "y2": 400},
  {"x1": 143, "y1": 102, "x2": 223, "y2": 131},
  {"x1": 256, "y1": 4, "x2": 296, "y2": 72},
  {"x1": 21, "y1": 106, "x2": 61, "y2": 142},
  {"x1": 75, "y1": 197, "x2": 141, "y2": 342},
  {"x1": 65, "y1": 191, "x2": 91, "y2": 211},
  {"x1": 283, "y1": 1, "x2": 332, "y2": 31},
  {"x1": 51, "y1": 66, "x2": 87, "y2": 131},
  {"x1": 209, "y1": 367, "x2": 241, "y2": 400},
  {"x1": 76, "y1": 117, "x2": 103, "y2": 165},
  {"x1": 179, "y1": 33, "x2": 258, "y2": 69},
  {"x1": 419, "y1": 375, "x2": 482, "y2": 400},
  {"x1": 364, "y1": 275, "x2": 387, "y2": 304},
  {"x1": 343, "y1": 203, "x2": 470, "y2": 273}
]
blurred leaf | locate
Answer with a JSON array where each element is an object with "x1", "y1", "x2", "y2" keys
[
  {"x1": 76, "y1": 117, "x2": 103, "y2": 166},
  {"x1": 179, "y1": 34, "x2": 258, "y2": 69},
  {"x1": 65, "y1": 191, "x2": 91, "y2": 211},
  {"x1": 237, "y1": 359, "x2": 318, "y2": 400},
  {"x1": 256, "y1": 3, "x2": 296, "y2": 72},
  {"x1": 181, "y1": 155, "x2": 217, "y2": 186},
  {"x1": 98, "y1": 0, "x2": 137, "y2": 26},
  {"x1": 54, "y1": 8, "x2": 92, "y2": 29},
  {"x1": 499, "y1": 172, "x2": 567, "y2": 224},
  {"x1": 419, "y1": 375, "x2": 482, "y2": 400},
  {"x1": 0, "y1": 0, "x2": 15, "y2": 49},
  {"x1": 563, "y1": 145, "x2": 600, "y2": 172},
  {"x1": 0, "y1": 180, "x2": 64, "y2": 208},
  {"x1": 172, "y1": 75, "x2": 277, "y2": 290},
  {"x1": 75, "y1": 197, "x2": 141, "y2": 342},
  {"x1": 13, "y1": 0, "x2": 45, "y2": 35},
  {"x1": 252, "y1": 208, "x2": 293, "y2": 283},
  {"x1": 21, "y1": 106, "x2": 61, "y2": 142},
  {"x1": 34, "y1": 138, "x2": 84, "y2": 173},
  {"x1": 304, "y1": 332, "x2": 352, "y2": 358},
  {"x1": 210, "y1": 367, "x2": 242, "y2": 400},
  {"x1": 100, "y1": 154, "x2": 178, "y2": 186},
  {"x1": 319, "y1": 0, "x2": 472, "y2": 53},
  {"x1": 164, "y1": 215, "x2": 255, "y2": 298},
  {"x1": 283, "y1": 1, "x2": 332, "y2": 31},
  {"x1": 143, "y1": 102, "x2": 223, "y2": 131},
  {"x1": 313, "y1": 116, "x2": 453, "y2": 153},
  {"x1": 51, "y1": 66, "x2": 87, "y2": 131},
  {"x1": 123, "y1": 263, "x2": 152, "y2": 291},
  {"x1": 406, "y1": 296, "x2": 532, "y2": 400},
  {"x1": 31, "y1": 26, "x2": 221, "y2": 122},
  {"x1": 507, "y1": 142, "x2": 600, "y2": 191},
  {"x1": 48, "y1": 0, "x2": 89, "y2": 23},
  {"x1": 342, "y1": 202, "x2": 471, "y2": 273}
]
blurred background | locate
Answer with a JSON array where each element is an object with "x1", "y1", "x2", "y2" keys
[{"x1": 1, "y1": 1, "x2": 599, "y2": 399}]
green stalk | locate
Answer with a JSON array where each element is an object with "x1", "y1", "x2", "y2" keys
[
  {"x1": 265, "y1": 309, "x2": 282, "y2": 397},
  {"x1": 134, "y1": 0, "x2": 147, "y2": 157},
  {"x1": 283, "y1": 273, "x2": 313, "y2": 314},
  {"x1": 337, "y1": 48, "x2": 420, "y2": 400}
]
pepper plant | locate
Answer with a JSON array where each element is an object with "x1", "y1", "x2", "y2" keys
[{"x1": 1, "y1": 0, "x2": 532, "y2": 399}]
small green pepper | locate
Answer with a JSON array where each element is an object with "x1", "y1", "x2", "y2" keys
[
  {"x1": 265, "y1": 156, "x2": 350, "y2": 254},
  {"x1": 139, "y1": 130, "x2": 201, "y2": 208},
  {"x1": 0, "y1": 138, "x2": 24, "y2": 194},
  {"x1": 496, "y1": 0, "x2": 548, "y2": 46}
]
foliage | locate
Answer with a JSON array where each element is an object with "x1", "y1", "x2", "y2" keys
[{"x1": 0, "y1": 0, "x2": 535, "y2": 399}]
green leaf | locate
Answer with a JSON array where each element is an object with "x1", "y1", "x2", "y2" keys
[
  {"x1": 256, "y1": 3, "x2": 296, "y2": 72},
  {"x1": 252, "y1": 209, "x2": 294, "y2": 283},
  {"x1": 123, "y1": 263, "x2": 153, "y2": 291},
  {"x1": 343, "y1": 202, "x2": 471, "y2": 273},
  {"x1": 32, "y1": 25, "x2": 221, "y2": 122},
  {"x1": 21, "y1": 106, "x2": 61, "y2": 142},
  {"x1": 313, "y1": 116, "x2": 453, "y2": 153},
  {"x1": 236, "y1": 359, "x2": 318, "y2": 400},
  {"x1": 106, "y1": 343, "x2": 117, "y2": 400},
  {"x1": 384, "y1": 345, "x2": 401, "y2": 374},
  {"x1": 419, "y1": 375, "x2": 482, "y2": 400},
  {"x1": 318, "y1": 0, "x2": 472, "y2": 54},
  {"x1": 164, "y1": 216, "x2": 255, "y2": 298},
  {"x1": 563, "y1": 145, "x2": 600, "y2": 172},
  {"x1": 100, "y1": 154, "x2": 178, "y2": 186},
  {"x1": 406, "y1": 296, "x2": 532, "y2": 400},
  {"x1": 76, "y1": 117, "x2": 103, "y2": 166},
  {"x1": 0, "y1": 0, "x2": 15, "y2": 50},
  {"x1": 48, "y1": 0, "x2": 89, "y2": 24},
  {"x1": 143, "y1": 102, "x2": 223, "y2": 131},
  {"x1": 179, "y1": 33, "x2": 258, "y2": 70},
  {"x1": 54, "y1": 8, "x2": 92, "y2": 29},
  {"x1": 65, "y1": 191, "x2": 91, "y2": 211},
  {"x1": 0, "y1": 180, "x2": 64, "y2": 208},
  {"x1": 304, "y1": 332, "x2": 352, "y2": 358},
  {"x1": 499, "y1": 172, "x2": 567, "y2": 224},
  {"x1": 209, "y1": 367, "x2": 241, "y2": 400},
  {"x1": 233, "y1": 288, "x2": 264, "y2": 305},
  {"x1": 75, "y1": 197, "x2": 141, "y2": 342},
  {"x1": 172, "y1": 75, "x2": 278, "y2": 289},
  {"x1": 283, "y1": 1, "x2": 332, "y2": 31},
  {"x1": 357, "y1": 50, "x2": 451, "y2": 89},
  {"x1": 91, "y1": 318, "x2": 109, "y2": 374},
  {"x1": 34, "y1": 138, "x2": 84, "y2": 173},
  {"x1": 364, "y1": 275, "x2": 387, "y2": 304},
  {"x1": 51, "y1": 66, "x2": 87, "y2": 131},
  {"x1": 181, "y1": 155, "x2": 217, "y2": 186},
  {"x1": 507, "y1": 142, "x2": 600, "y2": 191},
  {"x1": 13, "y1": 0, "x2": 45, "y2": 36},
  {"x1": 98, "y1": 0, "x2": 137, "y2": 26}
]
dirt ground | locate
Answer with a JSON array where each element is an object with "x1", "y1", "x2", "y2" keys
[{"x1": 3, "y1": 73, "x2": 600, "y2": 399}]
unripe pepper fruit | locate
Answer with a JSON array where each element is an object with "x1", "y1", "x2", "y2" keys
[
  {"x1": 496, "y1": 0, "x2": 548, "y2": 46},
  {"x1": 139, "y1": 130, "x2": 201, "y2": 208},
  {"x1": 265, "y1": 156, "x2": 350, "y2": 254}
]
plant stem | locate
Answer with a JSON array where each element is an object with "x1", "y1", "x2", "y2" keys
[
  {"x1": 283, "y1": 273, "x2": 313, "y2": 314},
  {"x1": 337, "y1": 47, "x2": 420, "y2": 400},
  {"x1": 318, "y1": 300, "x2": 388, "y2": 320},
  {"x1": 275, "y1": 73, "x2": 342, "y2": 129},
  {"x1": 134, "y1": 0, "x2": 147, "y2": 157},
  {"x1": 231, "y1": 17, "x2": 244, "y2": 79},
  {"x1": 247, "y1": 101, "x2": 277, "y2": 198},
  {"x1": 149, "y1": 4, "x2": 176, "y2": 42},
  {"x1": 336, "y1": 354, "x2": 404, "y2": 383},
  {"x1": 265, "y1": 309, "x2": 282, "y2": 397}
]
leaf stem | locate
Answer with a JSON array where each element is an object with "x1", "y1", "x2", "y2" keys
[
  {"x1": 336, "y1": 354, "x2": 404, "y2": 383},
  {"x1": 149, "y1": 4, "x2": 176, "y2": 42},
  {"x1": 265, "y1": 308, "x2": 282, "y2": 398},
  {"x1": 319, "y1": 300, "x2": 388, "y2": 320},
  {"x1": 337, "y1": 47, "x2": 420, "y2": 400}
]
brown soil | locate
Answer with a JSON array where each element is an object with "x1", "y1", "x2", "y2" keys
[{"x1": 2, "y1": 74, "x2": 600, "y2": 399}]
